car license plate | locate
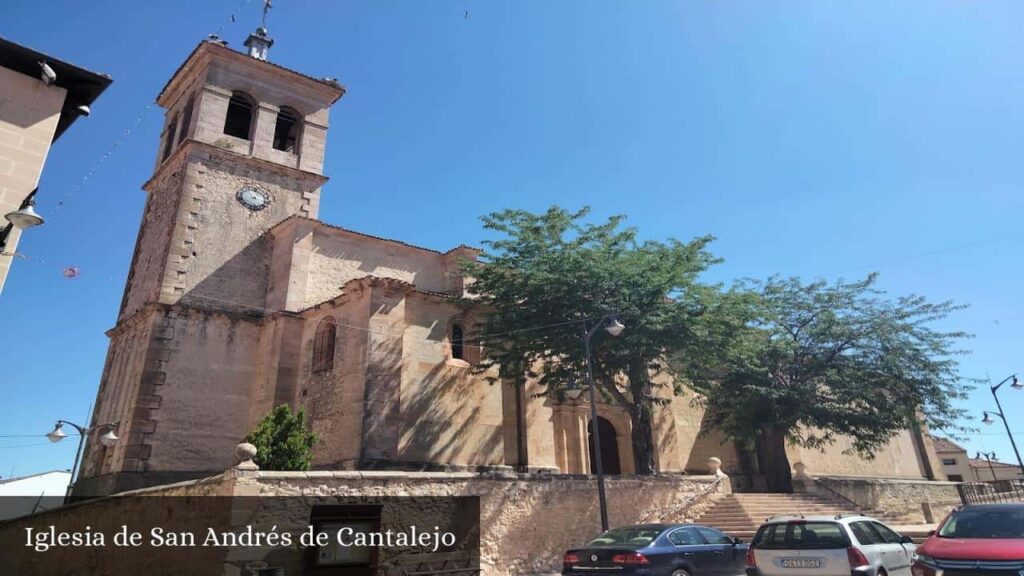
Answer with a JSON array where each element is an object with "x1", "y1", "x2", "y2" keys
[{"x1": 780, "y1": 558, "x2": 821, "y2": 568}]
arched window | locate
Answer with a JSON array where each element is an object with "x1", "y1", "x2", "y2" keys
[
  {"x1": 161, "y1": 112, "x2": 179, "y2": 162},
  {"x1": 223, "y1": 91, "x2": 255, "y2": 140},
  {"x1": 450, "y1": 323, "x2": 465, "y2": 361},
  {"x1": 312, "y1": 317, "x2": 336, "y2": 372},
  {"x1": 178, "y1": 93, "x2": 195, "y2": 146},
  {"x1": 272, "y1": 106, "x2": 301, "y2": 153}
]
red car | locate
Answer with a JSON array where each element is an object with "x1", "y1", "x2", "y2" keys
[{"x1": 911, "y1": 503, "x2": 1024, "y2": 576}]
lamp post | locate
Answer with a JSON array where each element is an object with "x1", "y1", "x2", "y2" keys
[
  {"x1": 46, "y1": 419, "x2": 119, "y2": 502},
  {"x1": 976, "y1": 451, "x2": 998, "y2": 483},
  {"x1": 981, "y1": 374, "x2": 1023, "y2": 479},
  {"x1": 573, "y1": 314, "x2": 626, "y2": 533}
]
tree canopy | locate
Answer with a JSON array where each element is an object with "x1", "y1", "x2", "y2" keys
[
  {"x1": 464, "y1": 206, "x2": 733, "y2": 474},
  {"x1": 680, "y1": 274, "x2": 974, "y2": 491}
]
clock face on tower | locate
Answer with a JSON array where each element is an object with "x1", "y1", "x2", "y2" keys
[{"x1": 236, "y1": 185, "x2": 270, "y2": 211}]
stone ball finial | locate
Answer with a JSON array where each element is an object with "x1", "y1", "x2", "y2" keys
[
  {"x1": 235, "y1": 442, "x2": 259, "y2": 470},
  {"x1": 707, "y1": 456, "x2": 724, "y2": 476},
  {"x1": 793, "y1": 461, "x2": 808, "y2": 479}
]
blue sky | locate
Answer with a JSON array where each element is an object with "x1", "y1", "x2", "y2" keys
[{"x1": 1, "y1": 1, "x2": 1022, "y2": 478}]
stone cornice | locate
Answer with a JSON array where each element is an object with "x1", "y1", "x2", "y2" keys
[
  {"x1": 142, "y1": 139, "x2": 329, "y2": 193},
  {"x1": 107, "y1": 301, "x2": 265, "y2": 337}
]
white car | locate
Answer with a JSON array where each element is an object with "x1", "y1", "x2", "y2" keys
[{"x1": 745, "y1": 515, "x2": 917, "y2": 576}]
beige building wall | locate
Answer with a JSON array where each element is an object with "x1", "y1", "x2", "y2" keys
[
  {"x1": 0, "y1": 66, "x2": 66, "y2": 293},
  {"x1": 787, "y1": 429, "x2": 927, "y2": 478},
  {"x1": 398, "y1": 294, "x2": 505, "y2": 467},
  {"x1": 971, "y1": 460, "x2": 1024, "y2": 482},
  {"x1": 934, "y1": 446, "x2": 972, "y2": 482}
]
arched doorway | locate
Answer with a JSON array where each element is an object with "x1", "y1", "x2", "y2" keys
[{"x1": 588, "y1": 417, "x2": 622, "y2": 475}]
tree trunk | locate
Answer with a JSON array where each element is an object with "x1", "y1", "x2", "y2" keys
[
  {"x1": 755, "y1": 425, "x2": 793, "y2": 493},
  {"x1": 627, "y1": 358, "x2": 657, "y2": 475},
  {"x1": 631, "y1": 403, "x2": 656, "y2": 475},
  {"x1": 514, "y1": 379, "x2": 528, "y2": 470}
]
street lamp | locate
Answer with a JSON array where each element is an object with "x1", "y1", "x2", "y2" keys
[
  {"x1": 982, "y1": 374, "x2": 1024, "y2": 478},
  {"x1": 0, "y1": 189, "x2": 45, "y2": 253},
  {"x1": 582, "y1": 314, "x2": 625, "y2": 533},
  {"x1": 46, "y1": 419, "x2": 119, "y2": 502},
  {"x1": 565, "y1": 373, "x2": 585, "y2": 401},
  {"x1": 976, "y1": 451, "x2": 998, "y2": 482}
]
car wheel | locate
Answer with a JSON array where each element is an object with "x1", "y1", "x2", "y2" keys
[{"x1": 672, "y1": 570, "x2": 692, "y2": 576}]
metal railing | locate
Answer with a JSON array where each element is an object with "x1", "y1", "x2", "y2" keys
[{"x1": 956, "y1": 480, "x2": 1024, "y2": 505}]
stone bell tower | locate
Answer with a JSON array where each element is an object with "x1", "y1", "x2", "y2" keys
[{"x1": 76, "y1": 27, "x2": 344, "y2": 495}]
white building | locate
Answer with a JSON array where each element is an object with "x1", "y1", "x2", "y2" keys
[{"x1": 0, "y1": 470, "x2": 71, "y2": 519}]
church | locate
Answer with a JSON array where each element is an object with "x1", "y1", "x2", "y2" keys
[{"x1": 75, "y1": 25, "x2": 944, "y2": 496}]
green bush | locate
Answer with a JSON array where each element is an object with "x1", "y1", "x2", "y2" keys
[{"x1": 243, "y1": 405, "x2": 318, "y2": 471}]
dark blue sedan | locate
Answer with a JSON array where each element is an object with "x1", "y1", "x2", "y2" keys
[{"x1": 562, "y1": 524, "x2": 749, "y2": 576}]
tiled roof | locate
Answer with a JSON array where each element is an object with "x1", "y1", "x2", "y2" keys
[
  {"x1": 268, "y1": 215, "x2": 472, "y2": 256},
  {"x1": 969, "y1": 458, "x2": 1022, "y2": 470},
  {"x1": 932, "y1": 436, "x2": 966, "y2": 454}
]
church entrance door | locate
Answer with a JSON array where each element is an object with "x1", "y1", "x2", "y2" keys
[{"x1": 588, "y1": 417, "x2": 622, "y2": 475}]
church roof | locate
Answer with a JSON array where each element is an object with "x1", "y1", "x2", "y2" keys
[
  {"x1": 268, "y1": 215, "x2": 480, "y2": 257},
  {"x1": 156, "y1": 40, "x2": 344, "y2": 106}
]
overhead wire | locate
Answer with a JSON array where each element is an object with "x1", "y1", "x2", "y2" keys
[{"x1": 43, "y1": 0, "x2": 259, "y2": 213}]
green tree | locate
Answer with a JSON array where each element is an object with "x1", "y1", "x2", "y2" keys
[
  {"x1": 243, "y1": 405, "x2": 318, "y2": 471},
  {"x1": 680, "y1": 274, "x2": 974, "y2": 492},
  {"x1": 464, "y1": 206, "x2": 733, "y2": 474}
]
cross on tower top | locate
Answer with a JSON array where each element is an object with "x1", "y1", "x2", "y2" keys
[
  {"x1": 244, "y1": 0, "x2": 274, "y2": 61},
  {"x1": 260, "y1": 0, "x2": 272, "y2": 29}
]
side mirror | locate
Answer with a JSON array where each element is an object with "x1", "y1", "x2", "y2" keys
[
  {"x1": 733, "y1": 537, "x2": 743, "y2": 545},
  {"x1": 927, "y1": 530, "x2": 935, "y2": 537},
  {"x1": 900, "y1": 535, "x2": 914, "y2": 544}
]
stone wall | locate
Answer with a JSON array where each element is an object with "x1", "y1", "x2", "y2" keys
[
  {"x1": 398, "y1": 295, "x2": 505, "y2": 467},
  {"x1": 2, "y1": 468, "x2": 727, "y2": 576},
  {"x1": 789, "y1": 429, "x2": 930, "y2": 479},
  {"x1": 244, "y1": 470, "x2": 727, "y2": 575},
  {"x1": 304, "y1": 227, "x2": 453, "y2": 308},
  {"x1": 807, "y1": 475, "x2": 960, "y2": 523}
]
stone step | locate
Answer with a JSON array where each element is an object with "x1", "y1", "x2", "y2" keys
[
  {"x1": 730, "y1": 492, "x2": 829, "y2": 495},
  {"x1": 703, "y1": 509, "x2": 860, "y2": 517},
  {"x1": 719, "y1": 501, "x2": 854, "y2": 508},
  {"x1": 692, "y1": 490, "x2": 913, "y2": 537}
]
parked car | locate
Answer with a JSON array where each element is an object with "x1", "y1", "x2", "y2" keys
[
  {"x1": 745, "y1": 515, "x2": 916, "y2": 576},
  {"x1": 911, "y1": 503, "x2": 1024, "y2": 576},
  {"x1": 562, "y1": 523, "x2": 748, "y2": 575}
]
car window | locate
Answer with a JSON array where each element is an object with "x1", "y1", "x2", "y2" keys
[
  {"x1": 871, "y1": 522, "x2": 903, "y2": 544},
  {"x1": 753, "y1": 524, "x2": 783, "y2": 548},
  {"x1": 697, "y1": 527, "x2": 733, "y2": 545},
  {"x1": 668, "y1": 527, "x2": 703, "y2": 546},
  {"x1": 587, "y1": 527, "x2": 663, "y2": 547},
  {"x1": 939, "y1": 508, "x2": 1024, "y2": 539},
  {"x1": 753, "y1": 522, "x2": 849, "y2": 550},
  {"x1": 849, "y1": 521, "x2": 880, "y2": 545}
]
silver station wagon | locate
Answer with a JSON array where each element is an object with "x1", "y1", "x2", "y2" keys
[{"x1": 745, "y1": 515, "x2": 917, "y2": 576}]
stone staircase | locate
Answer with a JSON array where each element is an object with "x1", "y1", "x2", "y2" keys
[{"x1": 693, "y1": 492, "x2": 907, "y2": 542}]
